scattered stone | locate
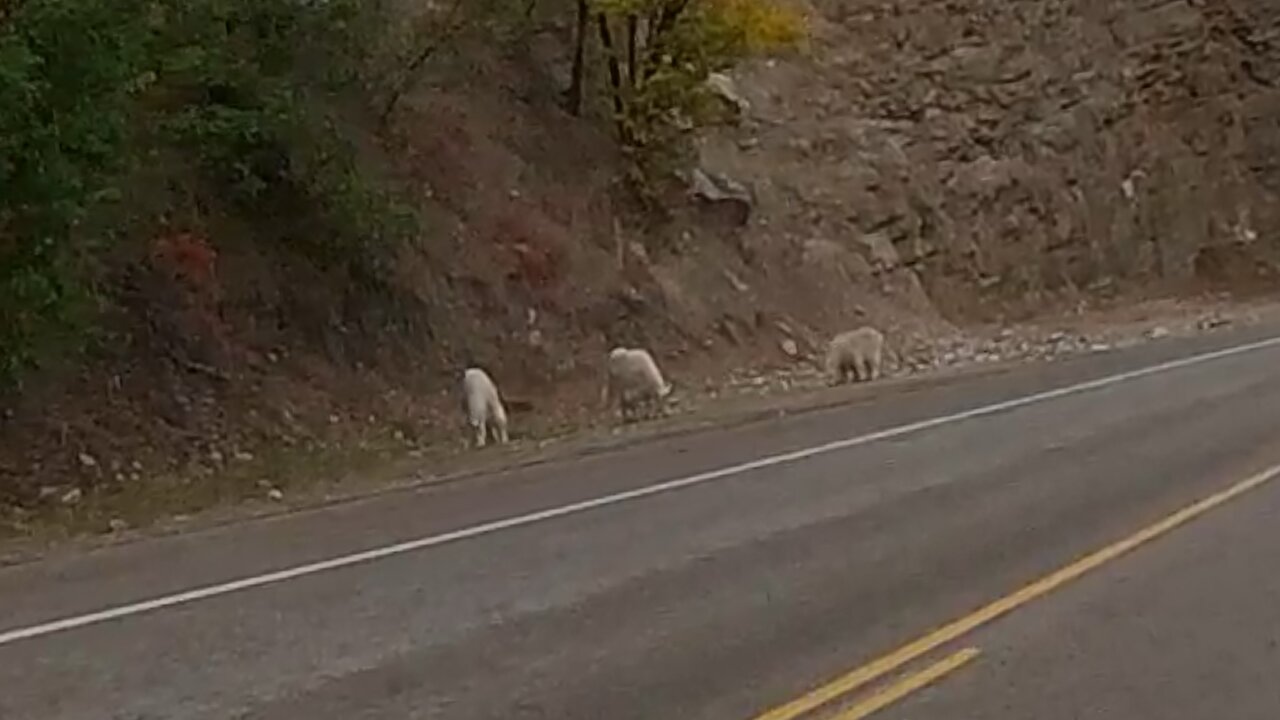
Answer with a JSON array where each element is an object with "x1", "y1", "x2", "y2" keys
[
  {"x1": 60, "y1": 487, "x2": 83, "y2": 505},
  {"x1": 724, "y1": 269, "x2": 750, "y2": 293},
  {"x1": 38, "y1": 486, "x2": 60, "y2": 500},
  {"x1": 780, "y1": 339, "x2": 799, "y2": 358},
  {"x1": 1147, "y1": 326, "x2": 1171, "y2": 339},
  {"x1": 208, "y1": 449, "x2": 224, "y2": 464},
  {"x1": 233, "y1": 450, "x2": 255, "y2": 462},
  {"x1": 704, "y1": 72, "x2": 751, "y2": 115},
  {"x1": 130, "y1": 459, "x2": 143, "y2": 471},
  {"x1": 689, "y1": 167, "x2": 753, "y2": 226},
  {"x1": 267, "y1": 488, "x2": 285, "y2": 502},
  {"x1": 858, "y1": 231, "x2": 901, "y2": 269},
  {"x1": 978, "y1": 274, "x2": 1002, "y2": 289},
  {"x1": 1197, "y1": 315, "x2": 1231, "y2": 331},
  {"x1": 1090, "y1": 343, "x2": 1112, "y2": 353},
  {"x1": 1120, "y1": 176, "x2": 1137, "y2": 200},
  {"x1": 78, "y1": 452, "x2": 98, "y2": 469},
  {"x1": 108, "y1": 518, "x2": 129, "y2": 533}
]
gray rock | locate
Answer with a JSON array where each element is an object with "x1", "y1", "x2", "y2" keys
[
  {"x1": 689, "y1": 168, "x2": 753, "y2": 226},
  {"x1": 705, "y1": 72, "x2": 751, "y2": 115},
  {"x1": 1197, "y1": 315, "x2": 1231, "y2": 330},
  {"x1": 858, "y1": 231, "x2": 901, "y2": 268}
]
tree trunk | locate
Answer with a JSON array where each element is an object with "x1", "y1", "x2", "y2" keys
[
  {"x1": 564, "y1": 0, "x2": 589, "y2": 115},
  {"x1": 625, "y1": 14, "x2": 638, "y2": 88},
  {"x1": 597, "y1": 12, "x2": 628, "y2": 141}
]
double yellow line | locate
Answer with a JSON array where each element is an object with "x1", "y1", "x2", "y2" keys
[{"x1": 751, "y1": 460, "x2": 1280, "y2": 720}]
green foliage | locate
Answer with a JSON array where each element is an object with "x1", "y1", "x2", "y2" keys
[
  {"x1": 154, "y1": 0, "x2": 411, "y2": 273},
  {"x1": 0, "y1": 0, "x2": 409, "y2": 387},
  {"x1": 0, "y1": 0, "x2": 151, "y2": 386}
]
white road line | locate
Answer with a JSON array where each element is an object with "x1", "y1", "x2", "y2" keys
[{"x1": 3, "y1": 334, "x2": 1280, "y2": 648}]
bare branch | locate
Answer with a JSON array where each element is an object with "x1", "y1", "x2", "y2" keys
[{"x1": 379, "y1": 0, "x2": 466, "y2": 127}]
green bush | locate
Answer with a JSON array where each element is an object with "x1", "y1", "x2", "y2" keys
[
  {"x1": 0, "y1": 0, "x2": 409, "y2": 387},
  {"x1": 0, "y1": 0, "x2": 151, "y2": 386}
]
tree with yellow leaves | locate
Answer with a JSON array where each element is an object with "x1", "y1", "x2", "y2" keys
[{"x1": 565, "y1": 0, "x2": 804, "y2": 175}]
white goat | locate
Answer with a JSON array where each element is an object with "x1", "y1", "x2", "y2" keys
[
  {"x1": 825, "y1": 326, "x2": 885, "y2": 384},
  {"x1": 461, "y1": 367, "x2": 509, "y2": 447},
  {"x1": 604, "y1": 346, "x2": 672, "y2": 421}
]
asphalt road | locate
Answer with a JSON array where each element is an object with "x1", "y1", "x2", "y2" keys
[{"x1": 3, "y1": 322, "x2": 1280, "y2": 720}]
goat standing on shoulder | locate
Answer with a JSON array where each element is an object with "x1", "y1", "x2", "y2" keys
[
  {"x1": 603, "y1": 346, "x2": 672, "y2": 421},
  {"x1": 461, "y1": 367, "x2": 509, "y2": 447},
  {"x1": 825, "y1": 327, "x2": 885, "y2": 384}
]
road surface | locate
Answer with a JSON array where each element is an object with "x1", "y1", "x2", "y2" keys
[{"x1": 3, "y1": 323, "x2": 1280, "y2": 720}]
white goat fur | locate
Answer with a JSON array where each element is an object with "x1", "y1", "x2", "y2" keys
[
  {"x1": 461, "y1": 367, "x2": 509, "y2": 447},
  {"x1": 604, "y1": 347, "x2": 672, "y2": 420},
  {"x1": 825, "y1": 327, "x2": 885, "y2": 384}
]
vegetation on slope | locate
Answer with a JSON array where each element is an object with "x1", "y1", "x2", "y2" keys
[{"x1": 0, "y1": 0, "x2": 802, "y2": 390}]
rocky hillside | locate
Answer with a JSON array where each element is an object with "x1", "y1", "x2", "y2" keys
[
  {"x1": 703, "y1": 0, "x2": 1280, "y2": 322},
  {"x1": 1, "y1": 0, "x2": 1277, "y2": 536}
]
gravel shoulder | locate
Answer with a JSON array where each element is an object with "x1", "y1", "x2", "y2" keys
[{"x1": 3, "y1": 294, "x2": 1276, "y2": 565}]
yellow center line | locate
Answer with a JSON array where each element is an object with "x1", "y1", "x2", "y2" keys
[
  {"x1": 751, "y1": 460, "x2": 1280, "y2": 720},
  {"x1": 830, "y1": 648, "x2": 981, "y2": 720}
]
